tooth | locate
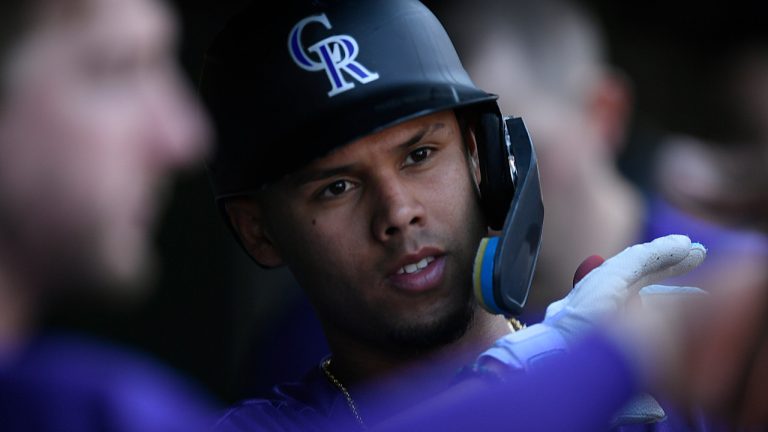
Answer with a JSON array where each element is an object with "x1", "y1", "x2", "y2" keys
[
  {"x1": 397, "y1": 267, "x2": 405, "y2": 274},
  {"x1": 426, "y1": 256, "x2": 435, "y2": 263},
  {"x1": 416, "y1": 258, "x2": 428, "y2": 269},
  {"x1": 405, "y1": 263, "x2": 418, "y2": 273}
]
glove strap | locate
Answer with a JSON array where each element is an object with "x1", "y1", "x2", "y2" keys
[{"x1": 477, "y1": 323, "x2": 570, "y2": 371}]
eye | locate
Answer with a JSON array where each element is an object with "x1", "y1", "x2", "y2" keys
[
  {"x1": 319, "y1": 179, "x2": 355, "y2": 198},
  {"x1": 404, "y1": 147, "x2": 433, "y2": 165}
]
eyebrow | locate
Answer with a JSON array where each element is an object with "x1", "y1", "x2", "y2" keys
[
  {"x1": 291, "y1": 122, "x2": 446, "y2": 185},
  {"x1": 290, "y1": 164, "x2": 357, "y2": 186}
]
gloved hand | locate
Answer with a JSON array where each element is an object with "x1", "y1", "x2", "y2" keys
[{"x1": 475, "y1": 234, "x2": 707, "y2": 372}]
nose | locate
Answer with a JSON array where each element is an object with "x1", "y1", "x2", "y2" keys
[
  {"x1": 370, "y1": 173, "x2": 426, "y2": 244},
  {"x1": 144, "y1": 70, "x2": 211, "y2": 171}
]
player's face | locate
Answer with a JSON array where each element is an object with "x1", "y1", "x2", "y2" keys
[
  {"x1": 0, "y1": 0, "x2": 209, "y2": 290},
  {"x1": 261, "y1": 110, "x2": 487, "y2": 352}
]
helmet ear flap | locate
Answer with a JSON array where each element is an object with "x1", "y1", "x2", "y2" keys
[
  {"x1": 473, "y1": 114, "x2": 544, "y2": 316},
  {"x1": 474, "y1": 105, "x2": 517, "y2": 230}
]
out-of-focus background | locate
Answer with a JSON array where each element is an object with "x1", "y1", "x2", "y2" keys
[{"x1": 44, "y1": 0, "x2": 768, "y2": 406}]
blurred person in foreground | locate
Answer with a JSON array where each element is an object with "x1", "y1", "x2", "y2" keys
[{"x1": 0, "y1": 0, "x2": 217, "y2": 430}]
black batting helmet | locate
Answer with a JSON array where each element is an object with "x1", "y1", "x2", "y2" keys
[{"x1": 199, "y1": 0, "x2": 517, "y2": 227}]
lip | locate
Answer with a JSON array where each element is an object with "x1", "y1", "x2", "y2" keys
[{"x1": 387, "y1": 248, "x2": 446, "y2": 293}]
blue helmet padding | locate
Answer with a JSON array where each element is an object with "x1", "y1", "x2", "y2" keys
[{"x1": 476, "y1": 237, "x2": 504, "y2": 315}]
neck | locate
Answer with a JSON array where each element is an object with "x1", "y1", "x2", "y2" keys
[
  {"x1": 561, "y1": 163, "x2": 643, "y2": 255},
  {"x1": 533, "y1": 163, "x2": 643, "y2": 308},
  {"x1": 324, "y1": 306, "x2": 510, "y2": 418}
]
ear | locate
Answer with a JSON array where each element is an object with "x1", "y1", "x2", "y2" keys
[
  {"x1": 589, "y1": 69, "x2": 633, "y2": 155},
  {"x1": 225, "y1": 197, "x2": 284, "y2": 268},
  {"x1": 463, "y1": 125, "x2": 482, "y2": 186}
]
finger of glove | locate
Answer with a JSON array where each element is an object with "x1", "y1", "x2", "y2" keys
[
  {"x1": 639, "y1": 284, "x2": 708, "y2": 297},
  {"x1": 639, "y1": 285, "x2": 709, "y2": 309},
  {"x1": 546, "y1": 236, "x2": 705, "y2": 321},
  {"x1": 638, "y1": 284, "x2": 709, "y2": 311},
  {"x1": 577, "y1": 234, "x2": 706, "y2": 295}
]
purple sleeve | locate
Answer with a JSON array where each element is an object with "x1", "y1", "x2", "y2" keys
[{"x1": 370, "y1": 331, "x2": 639, "y2": 432}]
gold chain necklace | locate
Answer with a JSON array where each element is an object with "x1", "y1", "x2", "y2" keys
[
  {"x1": 508, "y1": 316, "x2": 525, "y2": 331},
  {"x1": 321, "y1": 318, "x2": 524, "y2": 430},
  {"x1": 321, "y1": 358, "x2": 368, "y2": 430}
]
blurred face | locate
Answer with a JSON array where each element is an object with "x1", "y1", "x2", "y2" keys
[
  {"x1": 466, "y1": 36, "x2": 603, "y2": 195},
  {"x1": 0, "y1": 0, "x2": 209, "y2": 290},
  {"x1": 258, "y1": 111, "x2": 486, "y2": 352}
]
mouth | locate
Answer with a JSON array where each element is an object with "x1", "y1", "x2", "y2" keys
[{"x1": 387, "y1": 251, "x2": 446, "y2": 293}]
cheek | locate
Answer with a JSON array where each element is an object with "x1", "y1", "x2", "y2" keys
[
  {"x1": 424, "y1": 158, "x2": 481, "y2": 222},
  {"x1": 0, "y1": 91, "x2": 104, "y2": 226},
  {"x1": 290, "y1": 206, "x2": 367, "y2": 264},
  {"x1": 53, "y1": 107, "x2": 143, "y2": 218},
  {"x1": 273, "y1": 203, "x2": 370, "y2": 291},
  {"x1": 22, "y1": 82, "x2": 153, "y2": 251}
]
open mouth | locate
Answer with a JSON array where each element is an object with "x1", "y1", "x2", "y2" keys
[{"x1": 396, "y1": 256, "x2": 436, "y2": 275}]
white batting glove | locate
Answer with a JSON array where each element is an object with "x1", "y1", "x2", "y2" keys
[{"x1": 477, "y1": 234, "x2": 707, "y2": 371}]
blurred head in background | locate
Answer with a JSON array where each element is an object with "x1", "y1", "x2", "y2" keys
[
  {"x1": 435, "y1": 0, "x2": 640, "y2": 311},
  {"x1": 643, "y1": 39, "x2": 768, "y2": 295},
  {"x1": 653, "y1": 41, "x2": 768, "y2": 229}
]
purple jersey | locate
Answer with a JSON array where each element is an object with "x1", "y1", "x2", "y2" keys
[
  {"x1": 216, "y1": 331, "x2": 639, "y2": 432},
  {"x1": 0, "y1": 332, "x2": 217, "y2": 432},
  {"x1": 215, "y1": 329, "x2": 735, "y2": 432}
]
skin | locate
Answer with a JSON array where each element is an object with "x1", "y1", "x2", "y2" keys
[
  {"x1": 0, "y1": 0, "x2": 209, "y2": 345},
  {"x1": 229, "y1": 110, "x2": 510, "y2": 389}
]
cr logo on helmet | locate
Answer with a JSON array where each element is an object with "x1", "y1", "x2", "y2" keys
[{"x1": 288, "y1": 13, "x2": 380, "y2": 97}]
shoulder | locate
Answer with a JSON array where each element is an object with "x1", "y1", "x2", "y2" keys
[
  {"x1": 0, "y1": 332, "x2": 217, "y2": 432},
  {"x1": 214, "y1": 399, "x2": 327, "y2": 432},
  {"x1": 214, "y1": 363, "x2": 356, "y2": 432}
]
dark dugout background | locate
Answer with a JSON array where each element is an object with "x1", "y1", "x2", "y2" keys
[{"x1": 47, "y1": 0, "x2": 768, "y2": 406}]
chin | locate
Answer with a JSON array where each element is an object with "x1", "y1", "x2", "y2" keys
[
  {"x1": 94, "y1": 241, "x2": 156, "y2": 300},
  {"x1": 385, "y1": 297, "x2": 476, "y2": 353}
]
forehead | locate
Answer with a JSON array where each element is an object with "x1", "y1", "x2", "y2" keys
[
  {"x1": 37, "y1": 0, "x2": 174, "y2": 43},
  {"x1": 319, "y1": 110, "x2": 460, "y2": 162}
]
